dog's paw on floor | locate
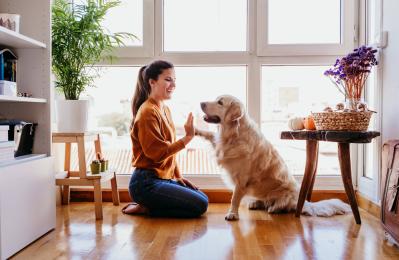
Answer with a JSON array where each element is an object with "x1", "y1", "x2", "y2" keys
[
  {"x1": 248, "y1": 200, "x2": 266, "y2": 210},
  {"x1": 225, "y1": 212, "x2": 239, "y2": 221}
]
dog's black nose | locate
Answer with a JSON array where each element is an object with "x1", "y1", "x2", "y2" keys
[{"x1": 200, "y1": 102, "x2": 206, "y2": 110}]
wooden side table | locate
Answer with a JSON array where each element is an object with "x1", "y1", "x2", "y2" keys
[
  {"x1": 280, "y1": 130, "x2": 380, "y2": 224},
  {"x1": 52, "y1": 132, "x2": 120, "y2": 220}
]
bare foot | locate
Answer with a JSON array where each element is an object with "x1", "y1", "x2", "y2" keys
[{"x1": 121, "y1": 203, "x2": 148, "y2": 215}]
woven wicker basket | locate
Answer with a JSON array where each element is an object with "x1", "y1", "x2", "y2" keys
[{"x1": 312, "y1": 111, "x2": 372, "y2": 131}]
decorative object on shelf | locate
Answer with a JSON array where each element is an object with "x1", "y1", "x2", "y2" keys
[
  {"x1": 0, "y1": 13, "x2": 20, "y2": 32},
  {"x1": 17, "y1": 92, "x2": 32, "y2": 97},
  {"x1": 52, "y1": 0, "x2": 137, "y2": 133},
  {"x1": 0, "y1": 80, "x2": 17, "y2": 96},
  {"x1": 90, "y1": 160, "x2": 100, "y2": 174},
  {"x1": 313, "y1": 46, "x2": 379, "y2": 131},
  {"x1": 288, "y1": 117, "x2": 305, "y2": 130}
]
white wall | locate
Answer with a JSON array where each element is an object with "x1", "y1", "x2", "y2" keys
[{"x1": 382, "y1": 0, "x2": 399, "y2": 141}]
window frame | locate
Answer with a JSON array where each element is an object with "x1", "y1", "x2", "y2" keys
[
  {"x1": 80, "y1": 0, "x2": 365, "y2": 191},
  {"x1": 113, "y1": 0, "x2": 155, "y2": 57},
  {"x1": 356, "y1": 0, "x2": 383, "y2": 203},
  {"x1": 257, "y1": 0, "x2": 357, "y2": 56}
]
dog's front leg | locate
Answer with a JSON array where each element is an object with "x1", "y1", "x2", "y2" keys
[
  {"x1": 195, "y1": 128, "x2": 216, "y2": 148},
  {"x1": 225, "y1": 187, "x2": 245, "y2": 221}
]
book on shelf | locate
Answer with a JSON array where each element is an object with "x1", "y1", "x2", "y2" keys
[
  {"x1": 0, "y1": 131, "x2": 8, "y2": 142},
  {"x1": 0, "y1": 125, "x2": 8, "y2": 141},
  {"x1": 0, "y1": 48, "x2": 17, "y2": 82},
  {"x1": 0, "y1": 141, "x2": 15, "y2": 163}
]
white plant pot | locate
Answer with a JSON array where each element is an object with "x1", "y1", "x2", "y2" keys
[{"x1": 55, "y1": 100, "x2": 89, "y2": 133}]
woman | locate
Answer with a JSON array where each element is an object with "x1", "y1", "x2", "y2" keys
[{"x1": 122, "y1": 60, "x2": 208, "y2": 217}]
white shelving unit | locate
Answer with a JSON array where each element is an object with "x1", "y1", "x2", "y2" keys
[
  {"x1": 0, "y1": 26, "x2": 46, "y2": 48},
  {"x1": 0, "y1": 1, "x2": 55, "y2": 259},
  {"x1": 0, "y1": 95, "x2": 47, "y2": 103}
]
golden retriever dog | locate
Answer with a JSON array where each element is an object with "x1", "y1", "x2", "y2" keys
[{"x1": 196, "y1": 95, "x2": 351, "y2": 221}]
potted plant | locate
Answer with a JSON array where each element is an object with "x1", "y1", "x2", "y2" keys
[{"x1": 52, "y1": 0, "x2": 136, "y2": 132}]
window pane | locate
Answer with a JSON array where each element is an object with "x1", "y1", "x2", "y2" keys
[
  {"x1": 73, "y1": 0, "x2": 143, "y2": 46},
  {"x1": 102, "y1": 0, "x2": 143, "y2": 46},
  {"x1": 261, "y1": 66, "x2": 342, "y2": 175},
  {"x1": 268, "y1": 0, "x2": 341, "y2": 44},
  {"x1": 163, "y1": 0, "x2": 247, "y2": 51},
  {"x1": 84, "y1": 67, "x2": 139, "y2": 175},
  {"x1": 67, "y1": 66, "x2": 246, "y2": 175},
  {"x1": 170, "y1": 66, "x2": 247, "y2": 174}
]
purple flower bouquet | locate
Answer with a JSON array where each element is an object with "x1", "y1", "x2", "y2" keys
[{"x1": 324, "y1": 46, "x2": 378, "y2": 109}]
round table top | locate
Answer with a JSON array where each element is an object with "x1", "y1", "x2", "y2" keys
[{"x1": 280, "y1": 130, "x2": 380, "y2": 143}]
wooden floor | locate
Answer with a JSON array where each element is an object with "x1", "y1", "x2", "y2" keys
[{"x1": 12, "y1": 203, "x2": 399, "y2": 260}]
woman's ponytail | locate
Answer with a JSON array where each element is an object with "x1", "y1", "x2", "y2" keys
[{"x1": 131, "y1": 66, "x2": 149, "y2": 128}]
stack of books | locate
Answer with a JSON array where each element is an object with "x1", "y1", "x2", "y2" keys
[
  {"x1": 0, "y1": 125, "x2": 14, "y2": 164},
  {"x1": 0, "y1": 125, "x2": 8, "y2": 141},
  {"x1": 0, "y1": 48, "x2": 17, "y2": 82}
]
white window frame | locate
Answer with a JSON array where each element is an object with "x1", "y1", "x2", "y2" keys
[
  {"x1": 113, "y1": 0, "x2": 155, "y2": 57},
  {"x1": 357, "y1": 0, "x2": 383, "y2": 203},
  {"x1": 257, "y1": 0, "x2": 357, "y2": 56},
  {"x1": 89, "y1": 0, "x2": 362, "y2": 191}
]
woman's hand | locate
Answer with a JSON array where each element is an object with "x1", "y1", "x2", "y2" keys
[
  {"x1": 176, "y1": 177, "x2": 198, "y2": 190},
  {"x1": 182, "y1": 112, "x2": 194, "y2": 145}
]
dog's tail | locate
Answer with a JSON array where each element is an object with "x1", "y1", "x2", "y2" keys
[{"x1": 302, "y1": 199, "x2": 352, "y2": 217}]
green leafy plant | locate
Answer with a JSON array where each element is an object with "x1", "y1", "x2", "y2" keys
[{"x1": 52, "y1": 0, "x2": 137, "y2": 100}]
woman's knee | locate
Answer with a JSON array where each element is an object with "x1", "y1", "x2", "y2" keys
[{"x1": 192, "y1": 192, "x2": 209, "y2": 216}]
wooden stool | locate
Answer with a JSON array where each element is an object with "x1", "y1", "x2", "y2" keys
[
  {"x1": 52, "y1": 132, "x2": 120, "y2": 220},
  {"x1": 281, "y1": 130, "x2": 380, "y2": 224}
]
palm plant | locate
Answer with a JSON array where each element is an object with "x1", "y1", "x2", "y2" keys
[{"x1": 52, "y1": 0, "x2": 136, "y2": 100}]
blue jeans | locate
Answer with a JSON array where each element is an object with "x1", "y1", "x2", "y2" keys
[{"x1": 129, "y1": 168, "x2": 208, "y2": 218}]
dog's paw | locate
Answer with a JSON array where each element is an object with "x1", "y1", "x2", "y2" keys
[
  {"x1": 248, "y1": 200, "x2": 265, "y2": 210},
  {"x1": 225, "y1": 212, "x2": 239, "y2": 221}
]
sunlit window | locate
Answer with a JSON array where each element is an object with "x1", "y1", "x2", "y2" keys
[
  {"x1": 163, "y1": 0, "x2": 247, "y2": 51},
  {"x1": 67, "y1": 66, "x2": 246, "y2": 175},
  {"x1": 262, "y1": 66, "x2": 342, "y2": 175},
  {"x1": 74, "y1": 0, "x2": 143, "y2": 46},
  {"x1": 267, "y1": 0, "x2": 341, "y2": 44}
]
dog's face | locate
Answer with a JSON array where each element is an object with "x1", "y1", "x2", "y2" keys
[{"x1": 200, "y1": 95, "x2": 244, "y2": 124}]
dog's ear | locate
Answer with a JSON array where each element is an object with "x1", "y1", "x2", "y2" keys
[{"x1": 225, "y1": 101, "x2": 244, "y2": 123}]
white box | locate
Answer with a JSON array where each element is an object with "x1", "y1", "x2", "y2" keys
[
  {"x1": 0, "y1": 13, "x2": 20, "y2": 33},
  {"x1": 0, "y1": 80, "x2": 17, "y2": 96}
]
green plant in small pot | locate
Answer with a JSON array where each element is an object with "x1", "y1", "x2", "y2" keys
[
  {"x1": 90, "y1": 160, "x2": 101, "y2": 174},
  {"x1": 52, "y1": 0, "x2": 137, "y2": 132},
  {"x1": 96, "y1": 152, "x2": 108, "y2": 172}
]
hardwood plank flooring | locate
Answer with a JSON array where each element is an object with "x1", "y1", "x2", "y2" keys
[{"x1": 12, "y1": 203, "x2": 399, "y2": 260}]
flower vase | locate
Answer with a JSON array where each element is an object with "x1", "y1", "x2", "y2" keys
[{"x1": 346, "y1": 97, "x2": 364, "y2": 111}]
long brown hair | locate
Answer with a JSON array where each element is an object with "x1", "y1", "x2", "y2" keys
[{"x1": 131, "y1": 60, "x2": 174, "y2": 127}]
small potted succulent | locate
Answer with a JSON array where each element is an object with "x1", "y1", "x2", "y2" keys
[
  {"x1": 96, "y1": 152, "x2": 108, "y2": 172},
  {"x1": 90, "y1": 160, "x2": 101, "y2": 174}
]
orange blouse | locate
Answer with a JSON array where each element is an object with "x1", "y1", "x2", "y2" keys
[{"x1": 131, "y1": 98, "x2": 185, "y2": 179}]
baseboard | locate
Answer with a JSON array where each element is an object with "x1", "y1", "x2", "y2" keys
[
  {"x1": 69, "y1": 188, "x2": 231, "y2": 203},
  {"x1": 70, "y1": 188, "x2": 349, "y2": 204},
  {"x1": 69, "y1": 188, "x2": 381, "y2": 218},
  {"x1": 356, "y1": 193, "x2": 380, "y2": 218}
]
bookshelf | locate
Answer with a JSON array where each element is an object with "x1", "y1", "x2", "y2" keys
[
  {"x1": 0, "y1": 1, "x2": 54, "y2": 259},
  {"x1": 0, "y1": 26, "x2": 46, "y2": 48}
]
